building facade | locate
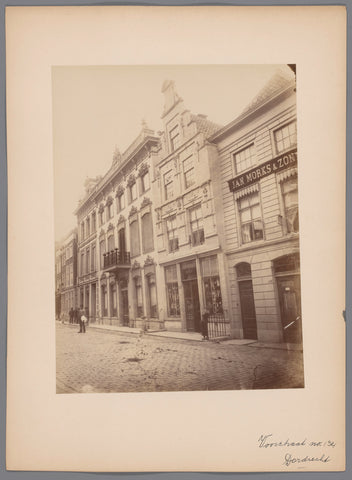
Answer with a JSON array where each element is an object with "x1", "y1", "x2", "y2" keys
[
  {"x1": 210, "y1": 69, "x2": 301, "y2": 343},
  {"x1": 153, "y1": 81, "x2": 230, "y2": 336},
  {"x1": 59, "y1": 229, "x2": 78, "y2": 321},
  {"x1": 75, "y1": 123, "x2": 161, "y2": 330}
]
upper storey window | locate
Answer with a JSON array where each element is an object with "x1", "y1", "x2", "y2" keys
[
  {"x1": 234, "y1": 144, "x2": 256, "y2": 174},
  {"x1": 141, "y1": 171, "x2": 150, "y2": 193},
  {"x1": 183, "y1": 156, "x2": 195, "y2": 189},
  {"x1": 164, "y1": 170, "x2": 174, "y2": 200},
  {"x1": 169, "y1": 125, "x2": 181, "y2": 151},
  {"x1": 274, "y1": 121, "x2": 297, "y2": 153}
]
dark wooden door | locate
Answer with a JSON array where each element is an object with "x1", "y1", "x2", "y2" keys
[
  {"x1": 121, "y1": 289, "x2": 129, "y2": 326},
  {"x1": 238, "y1": 280, "x2": 258, "y2": 340},
  {"x1": 183, "y1": 280, "x2": 201, "y2": 332},
  {"x1": 277, "y1": 275, "x2": 302, "y2": 343}
]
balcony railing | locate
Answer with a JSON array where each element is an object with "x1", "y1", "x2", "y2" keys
[{"x1": 103, "y1": 249, "x2": 131, "y2": 269}]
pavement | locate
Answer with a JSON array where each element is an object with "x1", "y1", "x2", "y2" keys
[{"x1": 56, "y1": 322, "x2": 305, "y2": 394}]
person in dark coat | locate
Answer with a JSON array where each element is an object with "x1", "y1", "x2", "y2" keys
[
  {"x1": 201, "y1": 309, "x2": 209, "y2": 340},
  {"x1": 77, "y1": 306, "x2": 84, "y2": 333}
]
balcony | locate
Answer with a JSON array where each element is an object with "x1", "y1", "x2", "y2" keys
[{"x1": 103, "y1": 249, "x2": 131, "y2": 271}]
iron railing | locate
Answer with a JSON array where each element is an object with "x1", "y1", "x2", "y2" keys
[
  {"x1": 103, "y1": 249, "x2": 131, "y2": 269},
  {"x1": 207, "y1": 314, "x2": 230, "y2": 339}
]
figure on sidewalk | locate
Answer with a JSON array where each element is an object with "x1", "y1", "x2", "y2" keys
[
  {"x1": 201, "y1": 309, "x2": 209, "y2": 340},
  {"x1": 77, "y1": 306, "x2": 84, "y2": 333}
]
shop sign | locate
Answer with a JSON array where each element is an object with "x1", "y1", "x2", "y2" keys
[{"x1": 228, "y1": 148, "x2": 297, "y2": 193}]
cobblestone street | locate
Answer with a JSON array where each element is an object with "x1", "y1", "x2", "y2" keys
[{"x1": 56, "y1": 323, "x2": 304, "y2": 394}]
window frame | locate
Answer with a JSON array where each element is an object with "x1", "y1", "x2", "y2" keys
[
  {"x1": 183, "y1": 155, "x2": 195, "y2": 189},
  {"x1": 273, "y1": 120, "x2": 297, "y2": 155},
  {"x1": 237, "y1": 192, "x2": 264, "y2": 245},
  {"x1": 164, "y1": 170, "x2": 174, "y2": 200},
  {"x1": 189, "y1": 204, "x2": 205, "y2": 246},
  {"x1": 233, "y1": 143, "x2": 256, "y2": 175},
  {"x1": 169, "y1": 124, "x2": 180, "y2": 152}
]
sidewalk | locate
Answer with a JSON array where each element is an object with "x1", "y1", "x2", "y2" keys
[{"x1": 57, "y1": 320, "x2": 302, "y2": 349}]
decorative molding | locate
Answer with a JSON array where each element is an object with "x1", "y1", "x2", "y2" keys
[
  {"x1": 128, "y1": 206, "x2": 138, "y2": 218},
  {"x1": 115, "y1": 184, "x2": 125, "y2": 197},
  {"x1": 132, "y1": 260, "x2": 141, "y2": 270},
  {"x1": 98, "y1": 203, "x2": 104, "y2": 213},
  {"x1": 144, "y1": 255, "x2": 154, "y2": 266},
  {"x1": 140, "y1": 196, "x2": 151, "y2": 209},
  {"x1": 107, "y1": 222, "x2": 114, "y2": 232},
  {"x1": 117, "y1": 214, "x2": 125, "y2": 225},
  {"x1": 138, "y1": 163, "x2": 149, "y2": 177},
  {"x1": 99, "y1": 228, "x2": 105, "y2": 237},
  {"x1": 106, "y1": 195, "x2": 113, "y2": 206},
  {"x1": 127, "y1": 173, "x2": 136, "y2": 187}
]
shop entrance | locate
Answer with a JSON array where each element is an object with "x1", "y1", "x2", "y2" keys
[
  {"x1": 181, "y1": 260, "x2": 201, "y2": 332},
  {"x1": 276, "y1": 275, "x2": 302, "y2": 343},
  {"x1": 238, "y1": 280, "x2": 258, "y2": 340},
  {"x1": 274, "y1": 253, "x2": 302, "y2": 344},
  {"x1": 183, "y1": 280, "x2": 201, "y2": 332}
]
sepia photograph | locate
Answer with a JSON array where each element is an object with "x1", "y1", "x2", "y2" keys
[{"x1": 54, "y1": 64, "x2": 303, "y2": 394}]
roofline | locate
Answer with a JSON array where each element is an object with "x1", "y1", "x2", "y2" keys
[
  {"x1": 74, "y1": 132, "x2": 160, "y2": 216},
  {"x1": 208, "y1": 81, "x2": 296, "y2": 143}
]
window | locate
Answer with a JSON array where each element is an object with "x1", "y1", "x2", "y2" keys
[
  {"x1": 107, "y1": 203, "x2": 113, "y2": 220},
  {"x1": 183, "y1": 156, "x2": 195, "y2": 189},
  {"x1": 107, "y1": 235, "x2": 115, "y2": 252},
  {"x1": 85, "y1": 248, "x2": 89, "y2": 274},
  {"x1": 141, "y1": 212, "x2": 154, "y2": 253},
  {"x1": 99, "y1": 210, "x2": 104, "y2": 226},
  {"x1": 274, "y1": 121, "x2": 297, "y2": 153},
  {"x1": 81, "y1": 252, "x2": 85, "y2": 275},
  {"x1": 189, "y1": 205, "x2": 204, "y2": 246},
  {"x1": 117, "y1": 192, "x2": 125, "y2": 212},
  {"x1": 81, "y1": 222, "x2": 85, "y2": 240},
  {"x1": 92, "y1": 212, "x2": 96, "y2": 232},
  {"x1": 165, "y1": 265, "x2": 180, "y2": 316},
  {"x1": 86, "y1": 218, "x2": 90, "y2": 237},
  {"x1": 170, "y1": 125, "x2": 180, "y2": 151},
  {"x1": 69, "y1": 264, "x2": 73, "y2": 285},
  {"x1": 234, "y1": 144, "x2": 256, "y2": 174},
  {"x1": 164, "y1": 170, "x2": 173, "y2": 200},
  {"x1": 135, "y1": 277, "x2": 144, "y2": 317},
  {"x1": 147, "y1": 275, "x2": 157, "y2": 317},
  {"x1": 166, "y1": 215, "x2": 179, "y2": 252},
  {"x1": 130, "y1": 182, "x2": 137, "y2": 202},
  {"x1": 238, "y1": 193, "x2": 263, "y2": 243},
  {"x1": 282, "y1": 177, "x2": 299, "y2": 233},
  {"x1": 201, "y1": 256, "x2": 223, "y2": 314},
  {"x1": 130, "y1": 220, "x2": 140, "y2": 257},
  {"x1": 91, "y1": 245, "x2": 96, "y2": 271},
  {"x1": 141, "y1": 171, "x2": 150, "y2": 193},
  {"x1": 100, "y1": 239, "x2": 106, "y2": 269}
]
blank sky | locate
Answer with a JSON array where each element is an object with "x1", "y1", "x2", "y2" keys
[{"x1": 52, "y1": 64, "x2": 294, "y2": 241}]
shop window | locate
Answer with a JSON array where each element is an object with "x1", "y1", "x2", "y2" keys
[
  {"x1": 189, "y1": 205, "x2": 204, "y2": 246},
  {"x1": 274, "y1": 121, "x2": 297, "y2": 154},
  {"x1": 234, "y1": 144, "x2": 256, "y2": 174},
  {"x1": 165, "y1": 265, "x2": 180, "y2": 316},
  {"x1": 201, "y1": 256, "x2": 223, "y2": 314},
  {"x1": 238, "y1": 193, "x2": 263, "y2": 244},
  {"x1": 166, "y1": 215, "x2": 179, "y2": 252},
  {"x1": 130, "y1": 220, "x2": 140, "y2": 257},
  {"x1": 141, "y1": 212, "x2": 154, "y2": 253},
  {"x1": 183, "y1": 156, "x2": 195, "y2": 189},
  {"x1": 281, "y1": 177, "x2": 299, "y2": 233},
  {"x1": 170, "y1": 125, "x2": 180, "y2": 151},
  {"x1": 135, "y1": 277, "x2": 144, "y2": 317},
  {"x1": 147, "y1": 275, "x2": 157, "y2": 317},
  {"x1": 141, "y1": 171, "x2": 150, "y2": 193},
  {"x1": 164, "y1": 170, "x2": 173, "y2": 200}
]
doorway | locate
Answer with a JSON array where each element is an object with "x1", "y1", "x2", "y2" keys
[
  {"x1": 183, "y1": 280, "x2": 201, "y2": 332},
  {"x1": 238, "y1": 280, "x2": 258, "y2": 340},
  {"x1": 276, "y1": 275, "x2": 302, "y2": 343}
]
